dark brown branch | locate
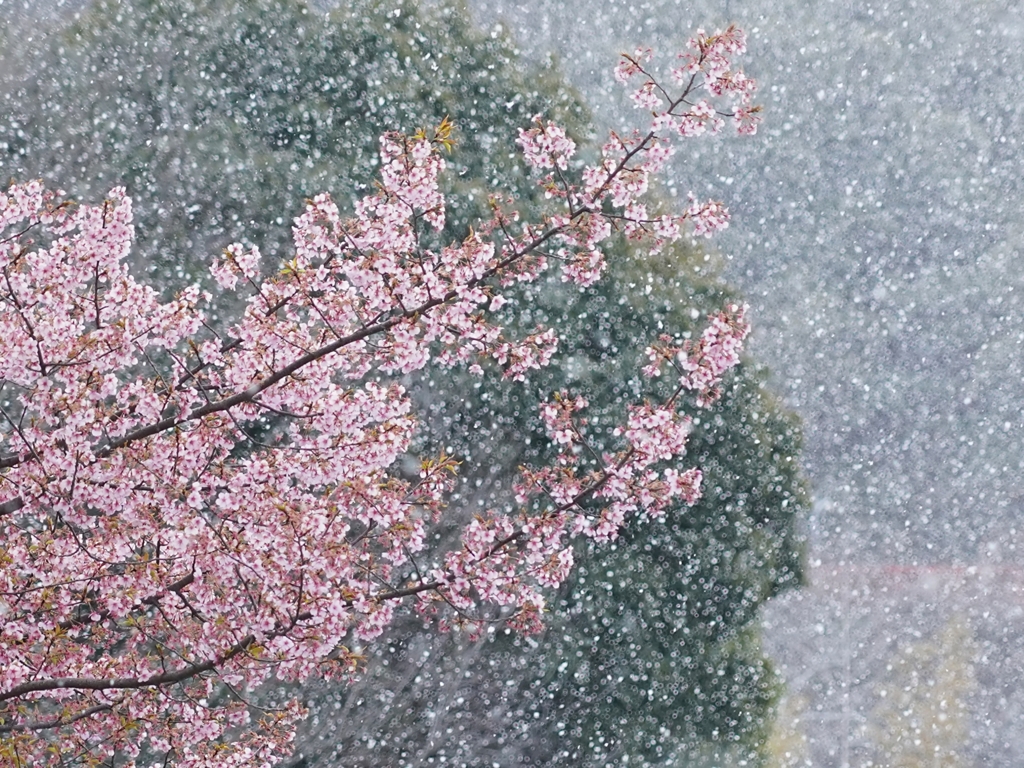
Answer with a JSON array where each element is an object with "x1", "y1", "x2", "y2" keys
[
  {"x1": 0, "y1": 632, "x2": 257, "y2": 702},
  {"x1": 55, "y1": 572, "x2": 196, "y2": 632},
  {"x1": 0, "y1": 700, "x2": 121, "y2": 734}
]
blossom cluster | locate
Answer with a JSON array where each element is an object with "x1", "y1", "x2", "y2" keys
[
  {"x1": 516, "y1": 25, "x2": 761, "y2": 275},
  {"x1": 0, "y1": 28, "x2": 757, "y2": 767},
  {"x1": 643, "y1": 303, "x2": 751, "y2": 407}
]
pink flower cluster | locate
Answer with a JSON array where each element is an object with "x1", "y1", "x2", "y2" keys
[
  {"x1": 0, "y1": 28, "x2": 757, "y2": 766},
  {"x1": 675, "y1": 26, "x2": 761, "y2": 135},
  {"x1": 643, "y1": 303, "x2": 751, "y2": 407},
  {"x1": 628, "y1": 25, "x2": 761, "y2": 137},
  {"x1": 512, "y1": 27, "x2": 761, "y2": 273},
  {"x1": 511, "y1": 383, "x2": 711, "y2": 553},
  {"x1": 516, "y1": 117, "x2": 577, "y2": 171}
]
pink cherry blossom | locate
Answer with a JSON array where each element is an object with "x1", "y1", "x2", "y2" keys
[
  {"x1": 0, "y1": 28, "x2": 760, "y2": 765},
  {"x1": 516, "y1": 117, "x2": 577, "y2": 171}
]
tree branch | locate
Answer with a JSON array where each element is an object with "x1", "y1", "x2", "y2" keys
[{"x1": 0, "y1": 700, "x2": 121, "y2": 734}]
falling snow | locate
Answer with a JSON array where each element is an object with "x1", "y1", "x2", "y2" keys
[{"x1": 2, "y1": 0, "x2": 1022, "y2": 764}]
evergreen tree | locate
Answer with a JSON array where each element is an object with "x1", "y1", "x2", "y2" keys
[{"x1": 292, "y1": 243, "x2": 807, "y2": 767}]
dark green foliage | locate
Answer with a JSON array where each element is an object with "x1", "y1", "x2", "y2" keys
[
  {"x1": 288, "y1": 245, "x2": 806, "y2": 767},
  {"x1": 376, "y1": 248, "x2": 807, "y2": 767},
  {"x1": 529, "y1": 356, "x2": 805, "y2": 765}
]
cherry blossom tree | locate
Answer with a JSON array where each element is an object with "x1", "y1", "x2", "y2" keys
[{"x1": 0, "y1": 28, "x2": 759, "y2": 766}]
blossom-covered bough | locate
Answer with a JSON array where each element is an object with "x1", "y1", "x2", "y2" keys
[{"x1": 0, "y1": 29, "x2": 758, "y2": 767}]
